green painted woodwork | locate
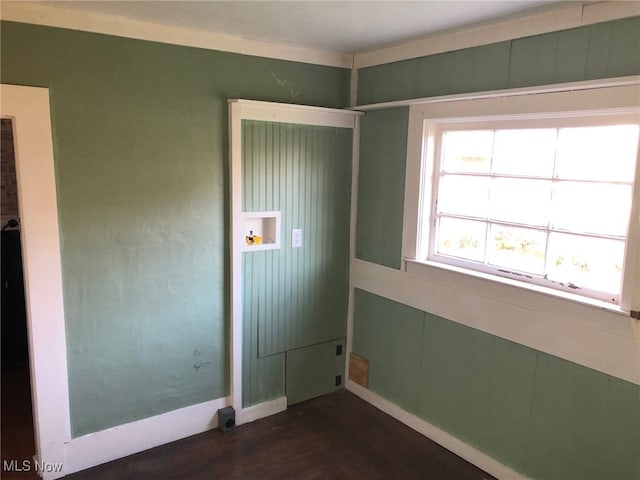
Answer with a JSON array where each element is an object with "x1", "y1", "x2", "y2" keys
[
  {"x1": 355, "y1": 107, "x2": 409, "y2": 269},
  {"x1": 242, "y1": 254, "x2": 286, "y2": 408},
  {"x1": 357, "y1": 16, "x2": 640, "y2": 105},
  {"x1": 352, "y1": 289, "x2": 640, "y2": 480},
  {"x1": 242, "y1": 120, "x2": 351, "y2": 361},
  {"x1": 352, "y1": 289, "x2": 424, "y2": 413},
  {"x1": 1, "y1": 21, "x2": 349, "y2": 436},
  {"x1": 285, "y1": 338, "x2": 345, "y2": 405}
]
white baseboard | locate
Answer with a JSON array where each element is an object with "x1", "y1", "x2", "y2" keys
[
  {"x1": 345, "y1": 380, "x2": 528, "y2": 480},
  {"x1": 62, "y1": 394, "x2": 288, "y2": 477},
  {"x1": 63, "y1": 396, "x2": 228, "y2": 476},
  {"x1": 238, "y1": 396, "x2": 287, "y2": 425}
]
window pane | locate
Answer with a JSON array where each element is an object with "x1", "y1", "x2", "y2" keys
[
  {"x1": 492, "y1": 129, "x2": 556, "y2": 177},
  {"x1": 436, "y1": 217, "x2": 486, "y2": 262},
  {"x1": 441, "y1": 130, "x2": 493, "y2": 173},
  {"x1": 552, "y1": 182, "x2": 633, "y2": 237},
  {"x1": 489, "y1": 178, "x2": 552, "y2": 227},
  {"x1": 438, "y1": 175, "x2": 489, "y2": 218},
  {"x1": 487, "y1": 224, "x2": 546, "y2": 275},
  {"x1": 546, "y1": 233, "x2": 624, "y2": 295},
  {"x1": 556, "y1": 125, "x2": 639, "y2": 182}
]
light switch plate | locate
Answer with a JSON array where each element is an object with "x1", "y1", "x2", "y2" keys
[{"x1": 292, "y1": 229, "x2": 302, "y2": 248}]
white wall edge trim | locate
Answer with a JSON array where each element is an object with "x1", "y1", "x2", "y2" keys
[
  {"x1": 345, "y1": 380, "x2": 528, "y2": 480},
  {"x1": 1, "y1": 84, "x2": 70, "y2": 480},
  {"x1": 63, "y1": 396, "x2": 227, "y2": 475},
  {"x1": 0, "y1": 1, "x2": 352, "y2": 68},
  {"x1": 229, "y1": 99, "x2": 361, "y2": 129},
  {"x1": 354, "y1": 1, "x2": 640, "y2": 69},
  {"x1": 238, "y1": 397, "x2": 288, "y2": 425},
  {"x1": 352, "y1": 259, "x2": 640, "y2": 385},
  {"x1": 350, "y1": 75, "x2": 640, "y2": 111},
  {"x1": 345, "y1": 116, "x2": 361, "y2": 378}
]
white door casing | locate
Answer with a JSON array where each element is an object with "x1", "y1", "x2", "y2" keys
[{"x1": 1, "y1": 84, "x2": 70, "y2": 479}]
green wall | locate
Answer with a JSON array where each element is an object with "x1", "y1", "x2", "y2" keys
[
  {"x1": 357, "y1": 16, "x2": 640, "y2": 105},
  {"x1": 356, "y1": 17, "x2": 640, "y2": 270},
  {"x1": 353, "y1": 16, "x2": 640, "y2": 480},
  {"x1": 355, "y1": 108, "x2": 408, "y2": 269},
  {"x1": 241, "y1": 120, "x2": 351, "y2": 406},
  {"x1": 353, "y1": 290, "x2": 640, "y2": 480},
  {"x1": 1, "y1": 21, "x2": 349, "y2": 436}
]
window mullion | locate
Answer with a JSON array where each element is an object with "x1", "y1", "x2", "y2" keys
[{"x1": 544, "y1": 128, "x2": 560, "y2": 278}]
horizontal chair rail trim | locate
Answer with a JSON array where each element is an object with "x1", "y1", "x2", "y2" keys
[
  {"x1": 351, "y1": 259, "x2": 639, "y2": 385},
  {"x1": 350, "y1": 76, "x2": 640, "y2": 111}
]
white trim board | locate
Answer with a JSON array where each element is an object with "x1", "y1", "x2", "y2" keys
[
  {"x1": 352, "y1": 259, "x2": 639, "y2": 385},
  {"x1": 63, "y1": 396, "x2": 226, "y2": 475},
  {"x1": 350, "y1": 75, "x2": 640, "y2": 111},
  {"x1": 238, "y1": 396, "x2": 287, "y2": 425},
  {"x1": 354, "y1": 1, "x2": 640, "y2": 69},
  {"x1": 1, "y1": 84, "x2": 70, "y2": 480},
  {"x1": 228, "y1": 99, "x2": 359, "y2": 422},
  {"x1": 346, "y1": 380, "x2": 527, "y2": 480},
  {"x1": 0, "y1": 1, "x2": 352, "y2": 69},
  {"x1": 345, "y1": 116, "x2": 361, "y2": 377},
  {"x1": 63, "y1": 394, "x2": 285, "y2": 476}
]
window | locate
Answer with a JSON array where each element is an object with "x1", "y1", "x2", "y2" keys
[{"x1": 404, "y1": 84, "x2": 640, "y2": 308}]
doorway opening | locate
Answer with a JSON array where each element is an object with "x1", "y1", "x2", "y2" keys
[{"x1": 1, "y1": 118, "x2": 37, "y2": 479}]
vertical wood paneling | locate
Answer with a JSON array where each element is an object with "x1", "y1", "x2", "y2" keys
[
  {"x1": 357, "y1": 16, "x2": 640, "y2": 105},
  {"x1": 355, "y1": 108, "x2": 409, "y2": 269},
  {"x1": 242, "y1": 120, "x2": 351, "y2": 365},
  {"x1": 352, "y1": 289, "x2": 425, "y2": 414},
  {"x1": 285, "y1": 338, "x2": 346, "y2": 406},
  {"x1": 351, "y1": 289, "x2": 640, "y2": 480},
  {"x1": 241, "y1": 254, "x2": 285, "y2": 408}
]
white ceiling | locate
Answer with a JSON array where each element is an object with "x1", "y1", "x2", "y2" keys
[{"x1": 33, "y1": 1, "x2": 561, "y2": 53}]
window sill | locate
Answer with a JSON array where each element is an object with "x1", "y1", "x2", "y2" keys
[{"x1": 404, "y1": 258, "x2": 629, "y2": 319}]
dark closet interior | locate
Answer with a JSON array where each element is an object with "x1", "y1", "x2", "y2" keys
[{"x1": 1, "y1": 117, "x2": 37, "y2": 479}]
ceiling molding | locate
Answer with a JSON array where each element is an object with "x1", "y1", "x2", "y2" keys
[
  {"x1": 354, "y1": 1, "x2": 640, "y2": 70},
  {"x1": 0, "y1": 1, "x2": 353, "y2": 69},
  {"x1": 349, "y1": 75, "x2": 640, "y2": 111}
]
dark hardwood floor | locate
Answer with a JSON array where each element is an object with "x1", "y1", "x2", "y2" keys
[
  {"x1": 65, "y1": 390, "x2": 495, "y2": 480},
  {"x1": 1, "y1": 367, "x2": 39, "y2": 480}
]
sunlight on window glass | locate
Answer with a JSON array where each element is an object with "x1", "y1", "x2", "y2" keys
[
  {"x1": 432, "y1": 120, "x2": 638, "y2": 300},
  {"x1": 556, "y1": 125, "x2": 639, "y2": 181},
  {"x1": 438, "y1": 175, "x2": 489, "y2": 219},
  {"x1": 437, "y1": 217, "x2": 486, "y2": 262},
  {"x1": 552, "y1": 182, "x2": 633, "y2": 237},
  {"x1": 492, "y1": 129, "x2": 556, "y2": 177},
  {"x1": 487, "y1": 225, "x2": 546, "y2": 275},
  {"x1": 442, "y1": 131, "x2": 493, "y2": 173},
  {"x1": 546, "y1": 233, "x2": 625, "y2": 296},
  {"x1": 489, "y1": 178, "x2": 552, "y2": 227}
]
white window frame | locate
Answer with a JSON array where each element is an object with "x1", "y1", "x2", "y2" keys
[{"x1": 402, "y1": 83, "x2": 640, "y2": 315}]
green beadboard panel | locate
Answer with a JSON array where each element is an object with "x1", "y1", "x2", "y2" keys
[
  {"x1": 357, "y1": 16, "x2": 640, "y2": 104},
  {"x1": 355, "y1": 108, "x2": 409, "y2": 269},
  {"x1": 352, "y1": 290, "x2": 640, "y2": 480},
  {"x1": 352, "y1": 289, "x2": 425, "y2": 414},
  {"x1": 0, "y1": 21, "x2": 349, "y2": 436},
  {"x1": 242, "y1": 121, "x2": 351, "y2": 360},
  {"x1": 285, "y1": 338, "x2": 346, "y2": 406},
  {"x1": 241, "y1": 253, "x2": 286, "y2": 408}
]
